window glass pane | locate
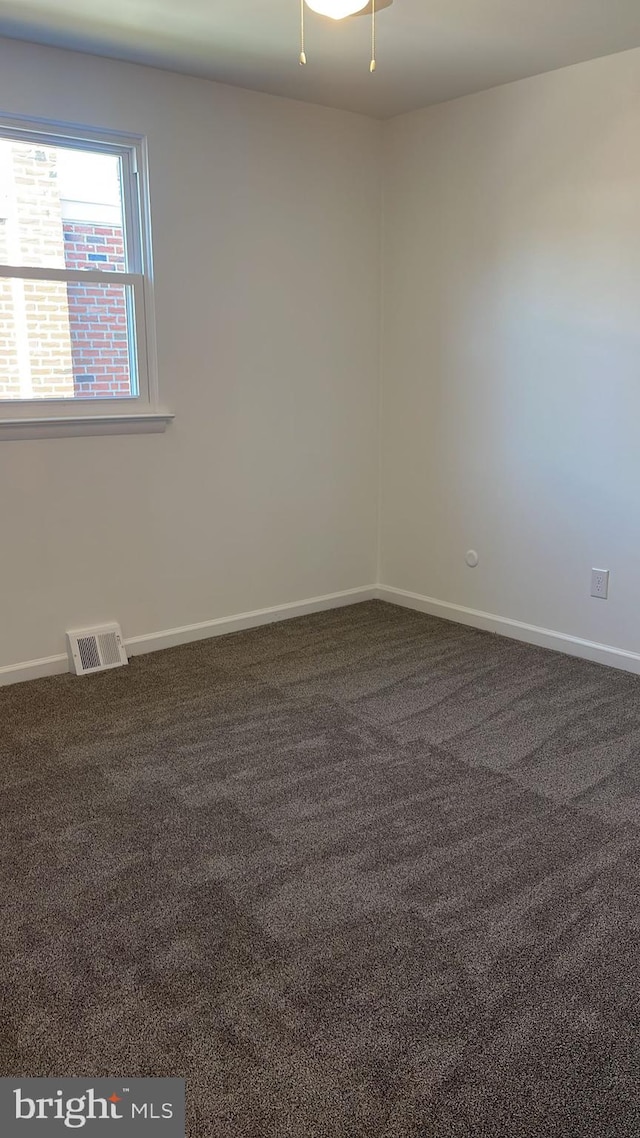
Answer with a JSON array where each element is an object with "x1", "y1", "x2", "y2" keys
[
  {"x1": 0, "y1": 141, "x2": 126, "y2": 271},
  {"x1": 0, "y1": 278, "x2": 137, "y2": 400}
]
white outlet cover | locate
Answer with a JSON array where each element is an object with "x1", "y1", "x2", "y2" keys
[{"x1": 590, "y1": 569, "x2": 609, "y2": 599}]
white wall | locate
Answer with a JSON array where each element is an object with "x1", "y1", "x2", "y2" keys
[
  {"x1": 0, "y1": 39, "x2": 381, "y2": 670},
  {"x1": 381, "y1": 47, "x2": 640, "y2": 658},
  {"x1": 6, "y1": 37, "x2": 640, "y2": 676}
]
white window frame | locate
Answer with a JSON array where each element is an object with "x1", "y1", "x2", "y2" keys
[{"x1": 0, "y1": 115, "x2": 172, "y2": 439}]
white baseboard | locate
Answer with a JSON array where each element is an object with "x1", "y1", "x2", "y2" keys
[
  {"x1": 6, "y1": 583, "x2": 637, "y2": 688},
  {"x1": 377, "y1": 585, "x2": 640, "y2": 676},
  {"x1": 0, "y1": 653, "x2": 71, "y2": 688},
  {"x1": 0, "y1": 586, "x2": 378, "y2": 688},
  {"x1": 125, "y1": 586, "x2": 377, "y2": 656}
]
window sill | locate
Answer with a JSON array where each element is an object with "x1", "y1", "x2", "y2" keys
[{"x1": 0, "y1": 412, "x2": 174, "y2": 441}]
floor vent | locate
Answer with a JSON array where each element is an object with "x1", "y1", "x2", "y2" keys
[{"x1": 66, "y1": 623, "x2": 128, "y2": 676}]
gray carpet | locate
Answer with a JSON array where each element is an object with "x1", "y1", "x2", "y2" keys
[{"x1": 2, "y1": 599, "x2": 640, "y2": 1136}]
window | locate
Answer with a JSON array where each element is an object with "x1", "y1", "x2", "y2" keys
[{"x1": 0, "y1": 118, "x2": 169, "y2": 437}]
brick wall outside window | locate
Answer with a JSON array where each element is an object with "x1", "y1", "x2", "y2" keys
[
  {"x1": 0, "y1": 144, "x2": 74, "y2": 400},
  {"x1": 63, "y1": 223, "x2": 131, "y2": 398}
]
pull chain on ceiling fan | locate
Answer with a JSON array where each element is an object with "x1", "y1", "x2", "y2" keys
[{"x1": 300, "y1": 0, "x2": 390, "y2": 73}]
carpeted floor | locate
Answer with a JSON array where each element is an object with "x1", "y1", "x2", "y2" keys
[{"x1": 2, "y1": 599, "x2": 640, "y2": 1136}]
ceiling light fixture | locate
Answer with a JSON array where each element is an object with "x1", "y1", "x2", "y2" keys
[
  {"x1": 299, "y1": 0, "x2": 391, "y2": 73},
  {"x1": 306, "y1": 0, "x2": 368, "y2": 15}
]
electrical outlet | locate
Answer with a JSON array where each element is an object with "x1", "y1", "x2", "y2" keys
[{"x1": 590, "y1": 569, "x2": 609, "y2": 600}]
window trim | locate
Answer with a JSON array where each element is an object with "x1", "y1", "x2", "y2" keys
[{"x1": 0, "y1": 115, "x2": 166, "y2": 434}]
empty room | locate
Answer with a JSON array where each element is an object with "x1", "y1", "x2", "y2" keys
[{"x1": 2, "y1": 1, "x2": 640, "y2": 1134}]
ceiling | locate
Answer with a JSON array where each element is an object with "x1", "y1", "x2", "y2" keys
[{"x1": 1, "y1": 0, "x2": 640, "y2": 118}]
